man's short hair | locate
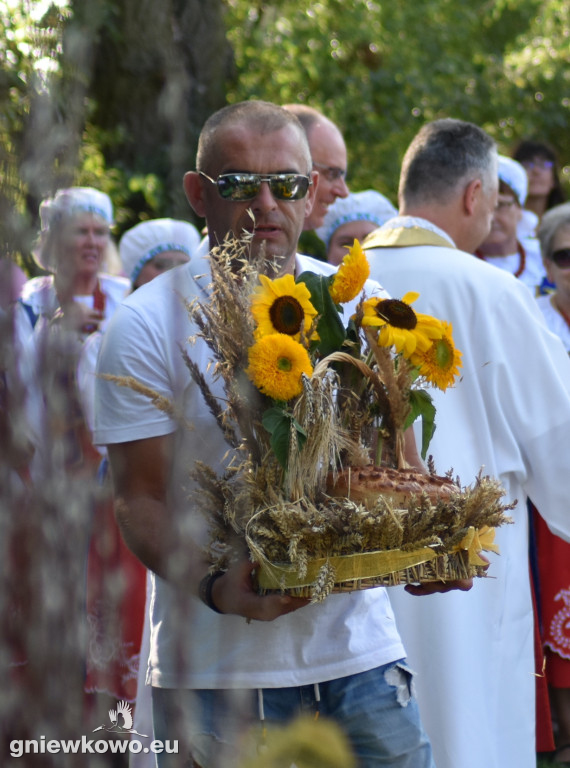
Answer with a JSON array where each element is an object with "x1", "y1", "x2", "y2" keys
[
  {"x1": 196, "y1": 100, "x2": 311, "y2": 173},
  {"x1": 398, "y1": 118, "x2": 497, "y2": 208}
]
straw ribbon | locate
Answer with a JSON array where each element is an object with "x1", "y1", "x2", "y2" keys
[{"x1": 254, "y1": 547, "x2": 440, "y2": 590}]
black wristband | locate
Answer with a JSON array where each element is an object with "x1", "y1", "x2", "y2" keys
[{"x1": 198, "y1": 571, "x2": 225, "y2": 614}]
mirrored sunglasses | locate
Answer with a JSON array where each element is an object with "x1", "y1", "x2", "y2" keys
[
  {"x1": 551, "y1": 248, "x2": 570, "y2": 269},
  {"x1": 199, "y1": 172, "x2": 311, "y2": 201}
]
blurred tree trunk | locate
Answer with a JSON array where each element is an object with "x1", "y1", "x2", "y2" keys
[
  {"x1": 20, "y1": 3, "x2": 108, "y2": 234},
  {"x1": 86, "y1": 0, "x2": 232, "y2": 220},
  {"x1": 19, "y1": 0, "x2": 230, "y2": 257}
]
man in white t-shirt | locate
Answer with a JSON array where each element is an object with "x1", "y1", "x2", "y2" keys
[{"x1": 94, "y1": 100, "x2": 468, "y2": 768}]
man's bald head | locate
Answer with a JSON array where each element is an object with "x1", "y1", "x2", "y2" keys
[{"x1": 283, "y1": 104, "x2": 349, "y2": 230}]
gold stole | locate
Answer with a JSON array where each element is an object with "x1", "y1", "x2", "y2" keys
[{"x1": 362, "y1": 226, "x2": 456, "y2": 251}]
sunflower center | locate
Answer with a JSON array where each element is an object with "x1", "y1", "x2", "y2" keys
[
  {"x1": 277, "y1": 356, "x2": 293, "y2": 372},
  {"x1": 376, "y1": 299, "x2": 417, "y2": 329},
  {"x1": 433, "y1": 337, "x2": 453, "y2": 369},
  {"x1": 269, "y1": 296, "x2": 305, "y2": 335}
]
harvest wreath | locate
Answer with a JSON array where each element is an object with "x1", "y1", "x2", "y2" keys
[{"x1": 112, "y1": 235, "x2": 514, "y2": 601}]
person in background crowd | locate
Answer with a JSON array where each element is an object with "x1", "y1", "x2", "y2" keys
[
  {"x1": 362, "y1": 117, "x2": 570, "y2": 768},
  {"x1": 315, "y1": 190, "x2": 397, "y2": 266},
  {"x1": 119, "y1": 218, "x2": 200, "y2": 290},
  {"x1": 533, "y1": 202, "x2": 570, "y2": 765},
  {"x1": 536, "y1": 204, "x2": 570, "y2": 349},
  {"x1": 283, "y1": 104, "x2": 349, "y2": 230},
  {"x1": 10, "y1": 187, "x2": 131, "y2": 727},
  {"x1": 14, "y1": 187, "x2": 129, "y2": 351},
  {"x1": 0, "y1": 257, "x2": 27, "y2": 312},
  {"x1": 0, "y1": 256, "x2": 30, "y2": 484},
  {"x1": 475, "y1": 155, "x2": 546, "y2": 293},
  {"x1": 14, "y1": 187, "x2": 129, "y2": 477},
  {"x1": 513, "y1": 139, "x2": 566, "y2": 222},
  {"x1": 513, "y1": 139, "x2": 566, "y2": 295}
]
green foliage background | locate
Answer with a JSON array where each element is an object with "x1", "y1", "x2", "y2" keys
[
  {"x1": 1, "y1": 0, "x2": 569, "y2": 271},
  {"x1": 224, "y1": 0, "x2": 570, "y2": 198}
]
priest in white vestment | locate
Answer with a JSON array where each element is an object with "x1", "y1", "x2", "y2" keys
[{"x1": 363, "y1": 118, "x2": 570, "y2": 768}]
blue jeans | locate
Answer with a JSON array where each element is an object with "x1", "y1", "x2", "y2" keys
[{"x1": 152, "y1": 660, "x2": 435, "y2": 768}]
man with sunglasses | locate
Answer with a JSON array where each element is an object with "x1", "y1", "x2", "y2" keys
[
  {"x1": 94, "y1": 100, "x2": 444, "y2": 768},
  {"x1": 184, "y1": 104, "x2": 318, "y2": 275},
  {"x1": 283, "y1": 104, "x2": 350, "y2": 230},
  {"x1": 363, "y1": 118, "x2": 570, "y2": 768}
]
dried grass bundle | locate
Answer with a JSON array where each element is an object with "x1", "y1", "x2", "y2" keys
[
  {"x1": 285, "y1": 367, "x2": 365, "y2": 500},
  {"x1": 185, "y1": 234, "x2": 272, "y2": 465}
]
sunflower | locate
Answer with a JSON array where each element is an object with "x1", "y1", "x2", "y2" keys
[
  {"x1": 251, "y1": 273, "x2": 318, "y2": 341},
  {"x1": 329, "y1": 239, "x2": 370, "y2": 304},
  {"x1": 246, "y1": 333, "x2": 313, "y2": 401},
  {"x1": 409, "y1": 321, "x2": 463, "y2": 391},
  {"x1": 361, "y1": 291, "x2": 444, "y2": 356}
]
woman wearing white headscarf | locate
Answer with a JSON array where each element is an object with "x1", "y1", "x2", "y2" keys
[
  {"x1": 119, "y1": 217, "x2": 199, "y2": 289},
  {"x1": 11, "y1": 188, "x2": 133, "y2": 708},
  {"x1": 315, "y1": 190, "x2": 397, "y2": 266},
  {"x1": 15, "y1": 187, "x2": 129, "y2": 348},
  {"x1": 475, "y1": 155, "x2": 547, "y2": 294}
]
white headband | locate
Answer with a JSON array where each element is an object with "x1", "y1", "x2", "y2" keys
[
  {"x1": 498, "y1": 155, "x2": 528, "y2": 206},
  {"x1": 39, "y1": 187, "x2": 114, "y2": 232},
  {"x1": 119, "y1": 218, "x2": 201, "y2": 282},
  {"x1": 315, "y1": 190, "x2": 398, "y2": 248}
]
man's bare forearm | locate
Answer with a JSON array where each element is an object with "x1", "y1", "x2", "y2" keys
[{"x1": 114, "y1": 494, "x2": 207, "y2": 587}]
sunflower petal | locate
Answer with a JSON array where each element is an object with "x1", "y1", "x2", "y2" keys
[{"x1": 402, "y1": 291, "x2": 420, "y2": 305}]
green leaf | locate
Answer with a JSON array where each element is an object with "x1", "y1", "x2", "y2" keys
[
  {"x1": 262, "y1": 408, "x2": 308, "y2": 469},
  {"x1": 404, "y1": 389, "x2": 437, "y2": 460},
  {"x1": 262, "y1": 407, "x2": 290, "y2": 468},
  {"x1": 269, "y1": 419, "x2": 292, "y2": 470},
  {"x1": 262, "y1": 406, "x2": 288, "y2": 434},
  {"x1": 297, "y1": 271, "x2": 346, "y2": 356}
]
